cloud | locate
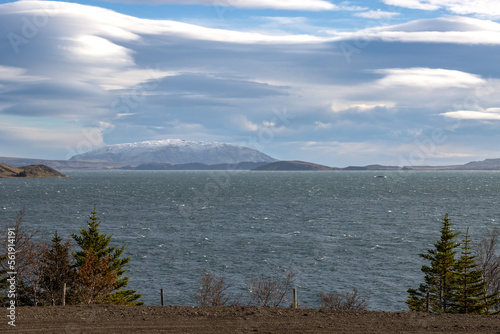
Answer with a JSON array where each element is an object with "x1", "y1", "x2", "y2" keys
[
  {"x1": 441, "y1": 108, "x2": 500, "y2": 120},
  {"x1": 383, "y1": 0, "x2": 500, "y2": 18},
  {"x1": 372, "y1": 68, "x2": 485, "y2": 88},
  {"x1": 382, "y1": 0, "x2": 440, "y2": 11},
  {"x1": 105, "y1": 0, "x2": 337, "y2": 11},
  {"x1": 330, "y1": 101, "x2": 396, "y2": 113},
  {"x1": 2, "y1": 1, "x2": 500, "y2": 165},
  {"x1": 0, "y1": 65, "x2": 46, "y2": 83},
  {"x1": 65, "y1": 35, "x2": 134, "y2": 64},
  {"x1": 0, "y1": 120, "x2": 106, "y2": 158},
  {"x1": 333, "y1": 16, "x2": 500, "y2": 45},
  {"x1": 354, "y1": 9, "x2": 400, "y2": 20},
  {"x1": 254, "y1": 17, "x2": 308, "y2": 25}
]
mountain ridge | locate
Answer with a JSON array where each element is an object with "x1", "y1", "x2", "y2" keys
[{"x1": 70, "y1": 139, "x2": 277, "y2": 165}]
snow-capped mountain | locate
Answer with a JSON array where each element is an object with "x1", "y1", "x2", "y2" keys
[{"x1": 70, "y1": 139, "x2": 277, "y2": 164}]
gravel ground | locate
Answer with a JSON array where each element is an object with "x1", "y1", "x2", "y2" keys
[{"x1": 2, "y1": 305, "x2": 500, "y2": 333}]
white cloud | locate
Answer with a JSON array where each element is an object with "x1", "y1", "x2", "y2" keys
[
  {"x1": 383, "y1": 0, "x2": 500, "y2": 18},
  {"x1": 330, "y1": 101, "x2": 396, "y2": 113},
  {"x1": 106, "y1": 0, "x2": 337, "y2": 11},
  {"x1": 2, "y1": 1, "x2": 500, "y2": 164},
  {"x1": 372, "y1": 68, "x2": 485, "y2": 88},
  {"x1": 253, "y1": 16, "x2": 308, "y2": 25},
  {"x1": 441, "y1": 108, "x2": 500, "y2": 120},
  {"x1": 354, "y1": 9, "x2": 400, "y2": 19},
  {"x1": 382, "y1": 0, "x2": 439, "y2": 11},
  {"x1": 332, "y1": 16, "x2": 500, "y2": 45},
  {"x1": 0, "y1": 65, "x2": 46, "y2": 83},
  {"x1": 66, "y1": 35, "x2": 134, "y2": 65}
]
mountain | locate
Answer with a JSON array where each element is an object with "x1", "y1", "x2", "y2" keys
[
  {"x1": 123, "y1": 161, "x2": 270, "y2": 170},
  {"x1": 70, "y1": 139, "x2": 277, "y2": 164},
  {"x1": 461, "y1": 158, "x2": 500, "y2": 170},
  {"x1": 0, "y1": 164, "x2": 67, "y2": 178},
  {"x1": 253, "y1": 161, "x2": 335, "y2": 171}
]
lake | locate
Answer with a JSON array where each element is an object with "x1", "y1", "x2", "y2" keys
[{"x1": 1, "y1": 170, "x2": 499, "y2": 310}]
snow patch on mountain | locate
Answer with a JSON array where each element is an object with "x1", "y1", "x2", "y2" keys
[{"x1": 70, "y1": 139, "x2": 277, "y2": 164}]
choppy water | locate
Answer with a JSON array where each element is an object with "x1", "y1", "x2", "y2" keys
[{"x1": 1, "y1": 170, "x2": 499, "y2": 311}]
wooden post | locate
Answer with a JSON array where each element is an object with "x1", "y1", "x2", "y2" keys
[
  {"x1": 62, "y1": 283, "x2": 66, "y2": 306},
  {"x1": 293, "y1": 288, "x2": 298, "y2": 309},
  {"x1": 161, "y1": 288, "x2": 164, "y2": 307},
  {"x1": 426, "y1": 292, "x2": 430, "y2": 313}
]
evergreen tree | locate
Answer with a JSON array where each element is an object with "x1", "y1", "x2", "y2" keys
[
  {"x1": 40, "y1": 232, "x2": 74, "y2": 306},
  {"x1": 407, "y1": 213, "x2": 460, "y2": 312},
  {"x1": 453, "y1": 228, "x2": 500, "y2": 314},
  {"x1": 72, "y1": 205, "x2": 142, "y2": 305}
]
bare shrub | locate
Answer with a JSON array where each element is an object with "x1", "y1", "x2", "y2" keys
[
  {"x1": 474, "y1": 227, "x2": 500, "y2": 310},
  {"x1": 0, "y1": 210, "x2": 48, "y2": 306},
  {"x1": 192, "y1": 271, "x2": 231, "y2": 306},
  {"x1": 73, "y1": 249, "x2": 117, "y2": 304},
  {"x1": 248, "y1": 271, "x2": 295, "y2": 307},
  {"x1": 320, "y1": 288, "x2": 369, "y2": 311}
]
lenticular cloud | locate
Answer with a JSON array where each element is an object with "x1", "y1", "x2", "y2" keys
[{"x1": 106, "y1": 0, "x2": 337, "y2": 11}]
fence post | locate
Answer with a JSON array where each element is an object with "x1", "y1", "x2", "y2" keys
[
  {"x1": 161, "y1": 288, "x2": 164, "y2": 307},
  {"x1": 293, "y1": 288, "x2": 298, "y2": 308},
  {"x1": 426, "y1": 292, "x2": 430, "y2": 312},
  {"x1": 62, "y1": 283, "x2": 66, "y2": 306}
]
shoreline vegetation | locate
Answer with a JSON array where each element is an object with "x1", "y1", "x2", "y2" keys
[{"x1": 2, "y1": 209, "x2": 499, "y2": 332}]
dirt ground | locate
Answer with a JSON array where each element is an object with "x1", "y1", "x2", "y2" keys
[{"x1": 2, "y1": 305, "x2": 499, "y2": 334}]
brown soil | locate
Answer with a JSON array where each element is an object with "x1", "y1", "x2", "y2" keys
[{"x1": 2, "y1": 305, "x2": 499, "y2": 333}]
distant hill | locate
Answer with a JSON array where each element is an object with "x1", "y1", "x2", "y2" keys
[
  {"x1": 461, "y1": 158, "x2": 500, "y2": 170},
  {"x1": 253, "y1": 158, "x2": 500, "y2": 171},
  {"x1": 0, "y1": 164, "x2": 67, "y2": 178},
  {"x1": 253, "y1": 161, "x2": 335, "y2": 171},
  {"x1": 70, "y1": 139, "x2": 277, "y2": 165},
  {"x1": 343, "y1": 164, "x2": 401, "y2": 171},
  {"x1": 4, "y1": 154, "x2": 500, "y2": 172}
]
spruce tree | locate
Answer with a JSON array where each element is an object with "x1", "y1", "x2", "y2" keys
[
  {"x1": 72, "y1": 206, "x2": 142, "y2": 305},
  {"x1": 407, "y1": 213, "x2": 460, "y2": 312},
  {"x1": 453, "y1": 228, "x2": 500, "y2": 314},
  {"x1": 40, "y1": 232, "x2": 73, "y2": 306}
]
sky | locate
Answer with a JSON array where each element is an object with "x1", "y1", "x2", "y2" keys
[{"x1": 1, "y1": 0, "x2": 500, "y2": 167}]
